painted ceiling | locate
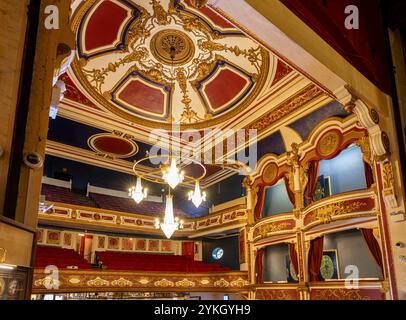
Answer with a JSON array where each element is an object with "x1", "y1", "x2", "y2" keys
[
  {"x1": 45, "y1": 0, "x2": 346, "y2": 192},
  {"x1": 71, "y1": 0, "x2": 271, "y2": 128}
]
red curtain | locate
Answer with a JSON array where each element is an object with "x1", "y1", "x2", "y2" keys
[
  {"x1": 79, "y1": 235, "x2": 85, "y2": 258},
  {"x1": 307, "y1": 161, "x2": 320, "y2": 205},
  {"x1": 280, "y1": 0, "x2": 391, "y2": 95},
  {"x1": 360, "y1": 229, "x2": 384, "y2": 277},
  {"x1": 255, "y1": 248, "x2": 265, "y2": 284},
  {"x1": 284, "y1": 176, "x2": 296, "y2": 206},
  {"x1": 288, "y1": 243, "x2": 299, "y2": 276},
  {"x1": 182, "y1": 242, "x2": 194, "y2": 258},
  {"x1": 364, "y1": 162, "x2": 374, "y2": 188},
  {"x1": 254, "y1": 186, "x2": 265, "y2": 221},
  {"x1": 308, "y1": 236, "x2": 324, "y2": 281}
]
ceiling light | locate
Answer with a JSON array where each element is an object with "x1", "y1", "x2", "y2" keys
[
  {"x1": 155, "y1": 193, "x2": 184, "y2": 239},
  {"x1": 129, "y1": 177, "x2": 148, "y2": 203},
  {"x1": 162, "y1": 158, "x2": 184, "y2": 189},
  {"x1": 188, "y1": 180, "x2": 206, "y2": 208}
]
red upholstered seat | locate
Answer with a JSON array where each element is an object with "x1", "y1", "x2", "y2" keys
[
  {"x1": 41, "y1": 184, "x2": 97, "y2": 207},
  {"x1": 95, "y1": 251, "x2": 231, "y2": 272},
  {"x1": 35, "y1": 246, "x2": 92, "y2": 269}
]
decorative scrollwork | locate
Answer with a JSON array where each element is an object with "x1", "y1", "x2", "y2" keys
[
  {"x1": 73, "y1": 0, "x2": 269, "y2": 126},
  {"x1": 315, "y1": 201, "x2": 366, "y2": 224}
]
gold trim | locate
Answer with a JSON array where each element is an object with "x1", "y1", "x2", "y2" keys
[
  {"x1": 70, "y1": 0, "x2": 271, "y2": 130},
  {"x1": 150, "y1": 29, "x2": 195, "y2": 66}
]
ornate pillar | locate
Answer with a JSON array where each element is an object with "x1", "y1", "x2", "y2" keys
[
  {"x1": 243, "y1": 176, "x2": 257, "y2": 226},
  {"x1": 335, "y1": 86, "x2": 403, "y2": 299}
]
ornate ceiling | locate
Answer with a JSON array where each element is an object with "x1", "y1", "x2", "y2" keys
[
  {"x1": 71, "y1": 0, "x2": 272, "y2": 129},
  {"x1": 45, "y1": 0, "x2": 338, "y2": 189}
]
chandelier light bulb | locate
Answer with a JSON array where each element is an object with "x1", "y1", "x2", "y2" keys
[
  {"x1": 155, "y1": 193, "x2": 183, "y2": 239},
  {"x1": 162, "y1": 157, "x2": 184, "y2": 189},
  {"x1": 188, "y1": 180, "x2": 206, "y2": 208},
  {"x1": 129, "y1": 177, "x2": 148, "y2": 204}
]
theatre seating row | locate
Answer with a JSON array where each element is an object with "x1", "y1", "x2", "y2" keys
[
  {"x1": 96, "y1": 251, "x2": 230, "y2": 272},
  {"x1": 41, "y1": 184, "x2": 189, "y2": 217},
  {"x1": 35, "y1": 246, "x2": 91, "y2": 269},
  {"x1": 41, "y1": 184, "x2": 96, "y2": 208}
]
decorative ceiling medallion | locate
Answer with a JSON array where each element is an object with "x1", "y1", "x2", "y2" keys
[
  {"x1": 150, "y1": 29, "x2": 195, "y2": 66},
  {"x1": 262, "y1": 163, "x2": 278, "y2": 184},
  {"x1": 71, "y1": 0, "x2": 270, "y2": 129},
  {"x1": 316, "y1": 130, "x2": 343, "y2": 158},
  {"x1": 88, "y1": 133, "x2": 138, "y2": 159}
]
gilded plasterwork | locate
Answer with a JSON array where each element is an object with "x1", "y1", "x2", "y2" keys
[
  {"x1": 71, "y1": 0, "x2": 270, "y2": 128},
  {"x1": 32, "y1": 270, "x2": 249, "y2": 293},
  {"x1": 317, "y1": 131, "x2": 342, "y2": 157}
]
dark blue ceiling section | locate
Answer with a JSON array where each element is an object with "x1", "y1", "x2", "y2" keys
[
  {"x1": 44, "y1": 154, "x2": 139, "y2": 193},
  {"x1": 257, "y1": 130, "x2": 286, "y2": 160},
  {"x1": 288, "y1": 101, "x2": 348, "y2": 140},
  {"x1": 47, "y1": 116, "x2": 157, "y2": 162},
  {"x1": 48, "y1": 117, "x2": 105, "y2": 151}
]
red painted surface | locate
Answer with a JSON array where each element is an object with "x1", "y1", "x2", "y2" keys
[
  {"x1": 204, "y1": 69, "x2": 248, "y2": 111},
  {"x1": 85, "y1": 1, "x2": 129, "y2": 51},
  {"x1": 256, "y1": 289, "x2": 299, "y2": 300},
  {"x1": 310, "y1": 288, "x2": 385, "y2": 300},
  {"x1": 118, "y1": 80, "x2": 165, "y2": 115},
  {"x1": 185, "y1": 0, "x2": 235, "y2": 29},
  {"x1": 271, "y1": 60, "x2": 293, "y2": 86},
  {"x1": 182, "y1": 241, "x2": 195, "y2": 257},
  {"x1": 93, "y1": 136, "x2": 133, "y2": 155},
  {"x1": 60, "y1": 74, "x2": 100, "y2": 109},
  {"x1": 303, "y1": 196, "x2": 376, "y2": 226}
]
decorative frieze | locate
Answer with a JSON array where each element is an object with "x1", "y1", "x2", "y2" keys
[
  {"x1": 38, "y1": 203, "x2": 248, "y2": 237},
  {"x1": 303, "y1": 196, "x2": 376, "y2": 228},
  {"x1": 32, "y1": 270, "x2": 249, "y2": 293}
]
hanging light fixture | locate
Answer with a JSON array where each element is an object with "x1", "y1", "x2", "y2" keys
[
  {"x1": 155, "y1": 191, "x2": 184, "y2": 239},
  {"x1": 188, "y1": 180, "x2": 206, "y2": 208},
  {"x1": 128, "y1": 177, "x2": 148, "y2": 204},
  {"x1": 162, "y1": 157, "x2": 185, "y2": 189}
]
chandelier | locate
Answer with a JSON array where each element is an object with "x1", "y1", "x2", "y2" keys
[
  {"x1": 130, "y1": 155, "x2": 207, "y2": 238},
  {"x1": 162, "y1": 157, "x2": 185, "y2": 189},
  {"x1": 128, "y1": 177, "x2": 148, "y2": 204},
  {"x1": 154, "y1": 191, "x2": 184, "y2": 239},
  {"x1": 188, "y1": 180, "x2": 206, "y2": 208},
  {"x1": 128, "y1": 45, "x2": 207, "y2": 239}
]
